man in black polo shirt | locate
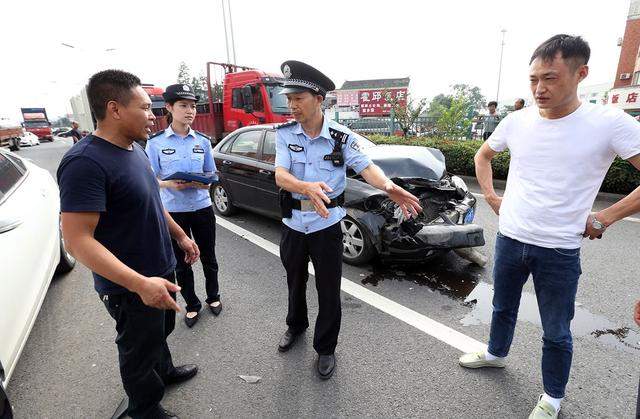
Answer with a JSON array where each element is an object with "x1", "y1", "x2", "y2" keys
[{"x1": 58, "y1": 70, "x2": 200, "y2": 419}]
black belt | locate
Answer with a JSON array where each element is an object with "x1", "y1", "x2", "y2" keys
[{"x1": 292, "y1": 193, "x2": 344, "y2": 211}]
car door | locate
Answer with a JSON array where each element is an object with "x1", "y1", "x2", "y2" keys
[
  {"x1": 254, "y1": 130, "x2": 280, "y2": 217},
  {"x1": 218, "y1": 129, "x2": 263, "y2": 207},
  {"x1": 0, "y1": 152, "x2": 59, "y2": 385}
]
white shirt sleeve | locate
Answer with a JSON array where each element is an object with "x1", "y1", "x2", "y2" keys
[
  {"x1": 486, "y1": 113, "x2": 511, "y2": 152},
  {"x1": 610, "y1": 111, "x2": 640, "y2": 160}
]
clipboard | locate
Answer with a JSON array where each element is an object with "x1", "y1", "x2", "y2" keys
[{"x1": 162, "y1": 172, "x2": 217, "y2": 184}]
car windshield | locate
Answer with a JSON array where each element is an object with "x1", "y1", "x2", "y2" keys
[{"x1": 265, "y1": 85, "x2": 291, "y2": 115}]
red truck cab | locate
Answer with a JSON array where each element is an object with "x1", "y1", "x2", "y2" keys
[
  {"x1": 20, "y1": 108, "x2": 53, "y2": 141},
  {"x1": 221, "y1": 69, "x2": 291, "y2": 133},
  {"x1": 149, "y1": 62, "x2": 291, "y2": 142}
]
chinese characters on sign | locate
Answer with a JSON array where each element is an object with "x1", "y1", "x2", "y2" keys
[
  {"x1": 358, "y1": 88, "x2": 407, "y2": 116},
  {"x1": 336, "y1": 90, "x2": 359, "y2": 107}
]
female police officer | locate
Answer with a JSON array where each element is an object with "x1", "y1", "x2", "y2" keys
[
  {"x1": 274, "y1": 61, "x2": 423, "y2": 379},
  {"x1": 146, "y1": 84, "x2": 222, "y2": 328}
]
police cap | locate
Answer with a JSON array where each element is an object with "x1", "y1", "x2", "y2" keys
[
  {"x1": 279, "y1": 60, "x2": 335, "y2": 98},
  {"x1": 163, "y1": 83, "x2": 199, "y2": 102}
]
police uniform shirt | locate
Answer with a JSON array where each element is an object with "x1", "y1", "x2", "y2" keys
[
  {"x1": 145, "y1": 125, "x2": 216, "y2": 212},
  {"x1": 275, "y1": 117, "x2": 372, "y2": 234}
]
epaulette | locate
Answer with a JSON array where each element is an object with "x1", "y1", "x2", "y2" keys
[
  {"x1": 329, "y1": 127, "x2": 349, "y2": 144},
  {"x1": 148, "y1": 130, "x2": 165, "y2": 140},
  {"x1": 275, "y1": 120, "x2": 298, "y2": 129},
  {"x1": 195, "y1": 130, "x2": 211, "y2": 141}
]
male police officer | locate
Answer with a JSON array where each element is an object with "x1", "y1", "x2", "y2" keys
[{"x1": 274, "y1": 60, "x2": 423, "y2": 379}]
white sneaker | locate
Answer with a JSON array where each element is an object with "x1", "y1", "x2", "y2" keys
[
  {"x1": 458, "y1": 351, "x2": 506, "y2": 369},
  {"x1": 528, "y1": 395, "x2": 558, "y2": 418}
]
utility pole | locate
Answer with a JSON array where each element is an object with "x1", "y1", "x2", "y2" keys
[
  {"x1": 496, "y1": 29, "x2": 506, "y2": 103},
  {"x1": 228, "y1": 0, "x2": 237, "y2": 64},
  {"x1": 221, "y1": 0, "x2": 230, "y2": 63}
]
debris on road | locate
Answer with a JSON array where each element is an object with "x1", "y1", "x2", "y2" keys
[{"x1": 238, "y1": 375, "x2": 261, "y2": 384}]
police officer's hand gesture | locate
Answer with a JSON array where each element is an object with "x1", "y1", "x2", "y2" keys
[
  {"x1": 303, "y1": 181, "x2": 333, "y2": 218},
  {"x1": 384, "y1": 180, "x2": 423, "y2": 219},
  {"x1": 135, "y1": 276, "x2": 182, "y2": 312}
]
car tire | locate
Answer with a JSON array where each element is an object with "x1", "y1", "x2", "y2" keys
[
  {"x1": 340, "y1": 216, "x2": 376, "y2": 266},
  {"x1": 212, "y1": 184, "x2": 237, "y2": 216},
  {"x1": 8, "y1": 138, "x2": 20, "y2": 151},
  {"x1": 55, "y1": 227, "x2": 76, "y2": 275}
]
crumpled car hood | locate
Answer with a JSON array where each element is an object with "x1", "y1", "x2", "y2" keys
[{"x1": 363, "y1": 145, "x2": 446, "y2": 181}]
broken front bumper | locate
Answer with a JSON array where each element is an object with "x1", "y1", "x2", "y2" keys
[
  {"x1": 383, "y1": 222, "x2": 486, "y2": 260},
  {"x1": 413, "y1": 223, "x2": 485, "y2": 249}
]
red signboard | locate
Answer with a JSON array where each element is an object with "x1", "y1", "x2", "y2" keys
[{"x1": 358, "y1": 88, "x2": 407, "y2": 116}]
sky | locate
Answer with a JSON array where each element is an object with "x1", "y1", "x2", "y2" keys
[{"x1": 0, "y1": 0, "x2": 631, "y2": 122}]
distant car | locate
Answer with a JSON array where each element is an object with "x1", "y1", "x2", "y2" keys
[
  {"x1": 52, "y1": 127, "x2": 71, "y2": 136},
  {"x1": 0, "y1": 148, "x2": 75, "y2": 407},
  {"x1": 211, "y1": 124, "x2": 484, "y2": 265},
  {"x1": 18, "y1": 132, "x2": 40, "y2": 147}
]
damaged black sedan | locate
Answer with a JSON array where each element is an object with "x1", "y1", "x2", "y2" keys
[{"x1": 211, "y1": 125, "x2": 485, "y2": 265}]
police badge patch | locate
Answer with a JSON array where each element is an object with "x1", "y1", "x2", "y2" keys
[
  {"x1": 328, "y1": 127, "x2": 349, "y2": 144},
  {"x1": 350, "y1": 140, "x2": 362, "y2": 152},
  {"x1": 288, "y1": 144, "x2": 304, "y2": 152}
]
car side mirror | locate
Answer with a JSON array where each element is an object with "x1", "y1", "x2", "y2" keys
[{"x1": 242, "y1": 85, "x2": 254, "y2": 114}]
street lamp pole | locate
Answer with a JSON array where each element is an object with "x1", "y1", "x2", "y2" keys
[
  {"x1": 228, "y1": 0, "x2": 237, "y2": 65},
  {"x1": 221, "y1": 0, "x2": 231, "y2": 63},
  {"x1": 496, "y1": 29, "x2": 506, "y2": 103}
]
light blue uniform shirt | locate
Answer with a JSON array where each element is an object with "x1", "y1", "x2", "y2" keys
[
  {"x1": 145, "y1": 125, "x2": 216, "y2": 213},
  {"x1": 275, "y1": 117, "x2": 372, "y2": 234}
]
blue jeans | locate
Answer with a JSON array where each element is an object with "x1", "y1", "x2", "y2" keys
[{"x1": 488, "y1": 232, "x2": 582, "y2": 398}]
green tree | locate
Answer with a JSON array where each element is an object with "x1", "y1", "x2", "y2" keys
[
  {"x1": 451, "y1": 84, "x2": 485, "y2": 115},
  {"x1": 52, "y1": 116, "x2": 72, "y2": 127},
  {"x1": 426, "y1": 94, "x2": 452, "y2": 118},
  {"x1": 388, "y1": 93, "x2": 427, "y2": 137},
  {"x1": 177, "y1": 61, "x2": 191, "y2": 85},
  {"x1": 434, "y1": 94, "x2": 472, "y2": 139}
]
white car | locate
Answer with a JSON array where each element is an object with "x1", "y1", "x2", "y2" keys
[
  {"x1": 0, "y1": 148, "x2": 75, "y2": 412},
  {"x1": 18, "y1": 132, "x2": 40, "y2": 147}
]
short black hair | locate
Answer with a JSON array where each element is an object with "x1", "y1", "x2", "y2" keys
[
  {"x1": 515, "y1": 98, "x2": 525, "y2": 105},
  {"x1": 87, "y1": 69, "x2": 141, "y2": 121},
  {"x1": 487, "y1": 101, "x2": 498, "y2": 107},
  {"x1": 529, "y1": 34, "x2": 590, "y2": 68}
]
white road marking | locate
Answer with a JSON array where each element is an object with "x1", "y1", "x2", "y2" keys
[
  {"x1": 471, "y1": 193, "x2": 640, "y2": 224},
  {"x1": 216, "y1": 217, "x2": 487, "y2": 354}
]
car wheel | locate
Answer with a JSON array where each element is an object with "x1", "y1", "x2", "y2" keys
[
  {"x1": 8, "y1": 138, "x2": 20, "y2": 151},
  {"x1": 212, "y1": 184, "x2": 237, "y2": 216},
  {"x1": 55, "y1": 226, "x2": 76, "y2": 275},
  {"x1": 340, "y1": 216, "x2": 376, "y2": 265}
]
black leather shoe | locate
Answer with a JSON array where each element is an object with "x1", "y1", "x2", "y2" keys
[
  {"x1": 158, "y1": 405, "x2": 179, "y2": 419},
  {"x1": 317, "y1": 354, "x2": 336, "y2": 380},
  {"x1": 184, "y1": 311, "x2": 199, "y2": 328},
  {"x1": 164, "y1": 364, "x2": 198, "y2": 386},
  {"x1": 278, "y1": 329, "x2": 302, "y2": 352},
  {"x1": 208, "y1": 300, "x2": 222, "y2": 316}
]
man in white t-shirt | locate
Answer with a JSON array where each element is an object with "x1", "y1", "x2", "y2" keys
[{"x1": 459, "y1": 34, "x2": 640, "y2": 418}]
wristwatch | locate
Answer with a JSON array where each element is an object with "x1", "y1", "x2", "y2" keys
[{"x1": 591, "y1": 215, "x2": 606, "y2": 231}]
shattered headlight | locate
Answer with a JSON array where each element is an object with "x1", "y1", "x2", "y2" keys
[{"x1": 450, "y1": 175, "x2": 468, "y2": 192}]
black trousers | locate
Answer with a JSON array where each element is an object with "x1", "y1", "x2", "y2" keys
[
  {"x1": 170, "y1": 206, "x2": 219, "y2": 312},
  {"x1": 280, "y1": 222, "x2": 343, "y2": 355},
  {"x1": 637, "y1": 377, "x2": 639, "y2": 418},
  {"x1": 100, "y1": 272, "x2": 176, "y2": 419}
]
